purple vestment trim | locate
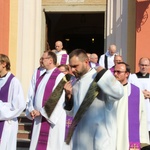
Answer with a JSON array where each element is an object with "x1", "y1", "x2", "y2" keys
[
  {"x1": 65, "y1": 115, "x2": 73, "y2": 140},
  {"x1": 36, "y1": 68, "x2": 41, "y2": 81},
  {"x1": 89, "y1": 62, "x2": 99, "y2": 68},
  {"x1": 35, "y1": 72, "x2": 46, "y2": 94},
  {"x1": 110, "y1": 66, "x2": 114, "y2": 74},
  {"x1": 36, "y1": 68, "x2": 61, "y2": 150},
  {"x1": 128, "y1": 84, "x2": 140, "y2": 150},
  {"x1": 96, "y1": 63, "x2": 99, "y2": 66},
  {"x1": 60, "y1": 54, "x2": 68, "y2": 64},
  {"x1": 0, "y1": 74, "x2": 14, "y2": 140},
  {"x1": 89, "y1": 62, "x2": 91, "y2": 67}
]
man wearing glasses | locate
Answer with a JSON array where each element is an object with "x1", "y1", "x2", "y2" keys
[
  {"x1": 114, "y1": 62, "x2": 149, "y2": 150},
  {"x1": 26, "y1": 51, "x2": 67, "y2": 150},
  {"x1": 130, "y1": 57, "x2": 150, "y2": 139}
]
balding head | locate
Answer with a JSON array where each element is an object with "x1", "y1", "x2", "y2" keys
[
  {"x1": 114, "y1": 55, "x2": 123, "y2": 65},
  {"x1": 86, "y1": 53, "x2": 91, "y2": 61},
  {"x1": 138, "y1": 57, "x2": 150, "y2": 75},
  {"x1": 108, "y1": 44, "x2": 117, "y2": 56},
  {"x1": 55, "y1": 41, "x2": 63, "y2": 52},
  {"x1": 90, "y1": 53, "x2": 98, "y2": 63}
]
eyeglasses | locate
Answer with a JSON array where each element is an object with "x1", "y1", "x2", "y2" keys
[
  {"x1": 41, "y1": 57, "x2": 51, "y2": 60},
  {"x1": 114, "y1": 70, "x2": 126, "y2": 74}
]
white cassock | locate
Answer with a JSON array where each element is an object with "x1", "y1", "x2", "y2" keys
[
  {"x1": 89, "y1": 62, "x2": 99, "y2": 68},
  {"x1": 129, "y1": 73, "x2": 150, "y2": 131},
  {"x1": 115, "y1": 83, "x2": 149, "y2": 150},
  {"x1": 26, "y1": 68, "x2": 67, "y2": 150},
  {"x1": 55, "y1": 50, "x2": 69, "y2": 65},
  {"x1": 0, "y1": 72, "x2": 26, "y2": 150},
  {"x1": 26, "y1": 67, "x2": 46, "y2": 103},
  {"x1": 70, "y1": 69, "x2": 124, "y2": 150},
  {"x1": 98, "y1": 51, "x2": 117, "y2": 69}
]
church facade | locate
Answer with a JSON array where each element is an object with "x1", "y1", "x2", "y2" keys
[{"x1": 0, "y1": 0, "x2": 149, "y2": 96}]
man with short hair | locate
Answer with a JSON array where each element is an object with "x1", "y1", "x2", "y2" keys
[
  {"x1": 89, "y1": 53, "x2": 99, "y2": 68},
  {"x1": 114, "y1": 62, "x2": 149, "y2": 150},
  {"x1": 26, "y1": 54, "x2": 46, "y2": 103},
  {"x1": 64, "y1": 49, "x2": 124, "y2": 150},
  {"x1": 0, "y1": 54, "x2": 26, "y2": 150},
  {"x1": 53, "y1": 40, "x2": 69, "y2": 66},
  {"x1": 99, "y1": 44, "x2": 117, "y2": 69},
  {"x1": 58, "y1": 64, "x2": 70, "y2": 75},
  {"x1": 86, "y1": 53, "x2": 91, "y2": 61},
  {"x1": 129, "y1": 57, "x2": 150, "y2": 138},
  {"x1": 26, "y1": 51, "x2": 67, "y2": 150},
  {"x1": 110, "y1": 55, "x2": 123, "y2": 73}
]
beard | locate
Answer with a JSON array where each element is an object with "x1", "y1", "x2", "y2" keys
[{"x1": 73, "y1": 66, "x2": 88, "y2": 78}]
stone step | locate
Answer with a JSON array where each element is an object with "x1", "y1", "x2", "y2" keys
[
  {"x1": 18, "y1": 116, "x2": 32, "y2": 124},
  {"x1": 17, "y1": 111, "x2": 31, "y2": 148},
  {"x1": 17, "y1": 138, "x2": 30, "y2": 148},
  {"x1": 17, "y1": 130, "x2": 31, "y2": 139},
  {"x1": 19, "y1": 123, "x2": 32, "y2": 131}
]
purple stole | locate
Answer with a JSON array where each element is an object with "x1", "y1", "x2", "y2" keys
[
  {"x1": 65, "y1": 116, "x2": 73, "y2": 140},
  {"x1": 128, "y1": 84, "x2": 140, "y2": 150},
  {"x1": 36, "y1": 68, "x2": 41, "y2": 81},
  {"x1": 110, "y1": 66, "x2": 114, "y2": 74},
  {"x1": 0, "y1": 74, "x2": 14, "y2": 140},
  {"x1": 60, "y1": 54, "x2": 68, "y2": 64},
  {"x1": 36, "y1": 67, "x2": 46, "y2": 82},
  {"x1": 35, "y1": 68, "x2": 61, "y2": 150}
]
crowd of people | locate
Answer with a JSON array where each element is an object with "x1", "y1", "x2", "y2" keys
[{"x1": 1, "y1": 41, "x2": 150, "y2": 150}]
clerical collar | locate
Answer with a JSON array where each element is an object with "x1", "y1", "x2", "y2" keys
[
  {"x1": 123, "y1": 82, "x2": 128, "y2": 86},
  {"x1": 0, "y1": 73, "x2": 7, "y2": 78},
  {"x1": 136, "y1": 72, "x2": 149, "y2": 78},
  {"x1": 77, "y1": 68, "x2": 93, "y2": 80},
  {"x1": 88, "y1": 68, "x2": 92, "y2": 72}
]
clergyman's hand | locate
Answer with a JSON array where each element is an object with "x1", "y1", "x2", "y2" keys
[
  {"x1": 64, "y1": 81, "x2": 72, "y2": 100},
  {"x1": 30, "y1": 110, "x2": 41, "y2": 119},
  {"x1": 143, "y1": 89, "x2": 150, "y2": 99}
]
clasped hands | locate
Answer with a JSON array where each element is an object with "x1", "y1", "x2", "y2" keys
[
  {"x1": 143, "y1": 89, "x2": 150, "y2": 99},
  {"x1": 30, "y1": 110, "x2": 41, "y2": 119}
]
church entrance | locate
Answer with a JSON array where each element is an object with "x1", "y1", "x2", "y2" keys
[{"x1": 45, "y1": 12, "x2": 105, "y2": 58}]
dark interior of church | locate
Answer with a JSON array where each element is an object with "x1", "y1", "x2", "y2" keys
[{"x1": 45, "y1": 12, "x2": 105, "y2": 58}]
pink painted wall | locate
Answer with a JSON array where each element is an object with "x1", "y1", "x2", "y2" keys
[{"x1": 0, "y1": 0, "x2": 10, "y2": 55}]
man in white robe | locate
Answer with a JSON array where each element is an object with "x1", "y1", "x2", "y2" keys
[
  {"x1": 99, "y1": 44, "x2": 117, "y2": 69},
  {"x1": 26, "y1": 51, "x2": 67, "y2": 150},
  {"x1": 26, "y1": 56, "x2": 46, "y2": 103},
  {"x1": 129, "y1": 57, "x2": 150, "y2": 138},
  {"x1": 114, "y1": 62, "x2": 149, "y2": 150},
  {"x1": 64, "y1": 49, "x2": 124, "y2": 150},
  {"x1": 53, "y1": 41, "x2": 69, "y2": 65},
  {"x1": 110, "y1": 55, "x2": 123, "y2": 74},
  {"x1": 89, "y1": 53, "x2": 99, "y2": 68},
  {"x1": 0, "y1": 54, "x2": 26, "y2": 150}
]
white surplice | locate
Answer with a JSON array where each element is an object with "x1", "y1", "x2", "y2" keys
[
  {"x1": 26, "y1": 67, "x2": 46, "y2": 103},
  {"x1": 55, "y1": 50, "x2": 69, "y2": 65},
  {"x1": 115, "y1": 83, "x2": 149, "y2": 150},
  {"x1": 98, "y1": 51, "x2": 117, "y2": 69},
  {"x1": 70, "y1": 69, "x2": 124, "y2": 150},
  {"x1": 0, "y1": 72, "x2": 26, "y2": 150},
  {"x1": 26, "y1": 68, "x2": 67, "y2": 150},
  {"x1": 129, "y1": 73, "x2": 150, "y2": 131}
]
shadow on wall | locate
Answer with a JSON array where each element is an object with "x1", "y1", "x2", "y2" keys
[{"x1": 136, "y1": 0, "x2": 150, "y2": 32}]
